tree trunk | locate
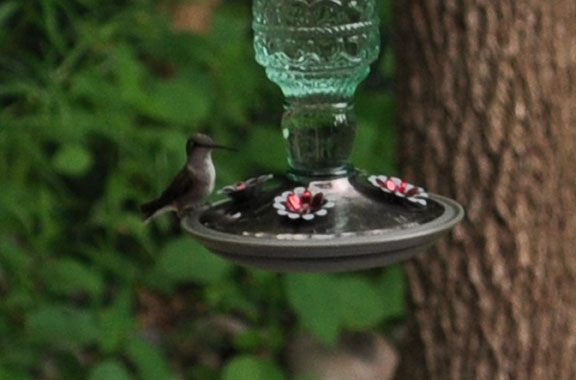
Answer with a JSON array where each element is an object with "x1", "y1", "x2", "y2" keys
[{"x1": 393, "y1": 0, "x2": 576, "y2": 379}]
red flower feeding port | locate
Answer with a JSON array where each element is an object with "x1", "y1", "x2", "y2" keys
[
  {"x1": 274, "y1": 187, "x2": 335, "y2": 221},
  {"x1": 368, "y1": 175, "x2": 429, "y2": 206}
]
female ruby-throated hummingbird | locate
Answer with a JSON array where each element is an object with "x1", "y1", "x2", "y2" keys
[{"x1": 141, "y1": 133, "x2": 234, "y2": 223}]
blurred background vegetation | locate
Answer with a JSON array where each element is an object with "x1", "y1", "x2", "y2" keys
[{"x1": 0, "y1": 0, "x2": 401, "y2": 379}]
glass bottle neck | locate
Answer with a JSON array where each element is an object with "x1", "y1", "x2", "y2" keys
[{"x1": 282, "y1": 101, "x2": 357, "y2": 178}]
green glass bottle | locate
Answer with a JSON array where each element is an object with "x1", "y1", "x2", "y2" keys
[{"x1": 253, "y1": 0, "x2": 380, "y2": 177}]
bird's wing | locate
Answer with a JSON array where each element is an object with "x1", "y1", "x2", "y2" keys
[
  {"x1": 155, "y1": 167, "x2": 195, "y2": 205},
  {"x1": 141, "y1": 167, "x2": 196, "y2": 221}
]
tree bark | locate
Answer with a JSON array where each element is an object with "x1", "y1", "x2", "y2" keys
[{"x1": 393, "y1": 0, "x2": 576, "y2": 379}]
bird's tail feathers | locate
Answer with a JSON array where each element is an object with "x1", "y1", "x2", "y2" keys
[{"x1": 141, "y1": 199, "x2": 175, "y2": 224}]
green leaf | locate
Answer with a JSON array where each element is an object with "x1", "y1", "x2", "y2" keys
[
  {"x1": 51, "y1": 144, "x2": 93, "y2": 176},
  {"x1": 0, "y1": 2, "x2": 18, "y2": 28},
  {"x1": 379, "y1": 49, "x2": 395, "y2": 77},
  {"x1": 40, "y1": 0, "x2": 66, "y2": 53},
  {"x1": 355, "y1": 93, "x2": 396, "y2": 174},
  {"x1": 0, "y1": 367, "x2": 31, "y2": 380},
  {"x1": 26, "y1": 306, "x2": 98, "y2": 348},
  {"x1": 98, "y1": 289, "x2": 134, "y2": 354},
  {"x1": 46, "y1": 258, "x2": 103, "y2": 298},
  {"x1": 379, "y1": 265, "x2": 406, "y2": 319},
  {"x1": 71, "y1": 67, "x2": 121, "y2": 105},
  {"x1": 153, "y1": 237, "x2": 232, "y2": 286},
  {"x1": 136, "y1": 80, "x2": 210, "y2": 125},
  {"x1": 0, "y1": 239, "x2": 31, "y2": 275},
  {"x1": 0, "y1": 337, "x2": 39, "y2": 371},
  {"x1": 244, "y1": 126, "x2": 287, "y2": 171},
  {"x1": 113, "y1": 44, "x2": 145, "y2": 104},
  {"x1": 233, "y1": 330, "x2": 265, "y2": 351},
  {"x1": 338, "y1": 276, "x2": 387, "y2": 329},
  {"x1": 284, "y1": 274, "x2": 342, "y2": 345},
  {"x1": 189, "y1": 365, "x2": 218, "y2": 380},
  {"x1": 89, "y1": 360, "x2": 134, "y2": 380},
  {"x1": 222, "y1": 355, "x2": 285, "y2": 380},
  {"x1": 126, "y1": 337, "x2": 180, "y2": 380}
]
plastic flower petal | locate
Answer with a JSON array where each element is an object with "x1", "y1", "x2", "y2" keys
[
  {"x1": 273, "y1": 187, "x2": 334, "y2": 221},
  {"x1": 368, "y1": 175, "x2": 429, "y2": 206}
]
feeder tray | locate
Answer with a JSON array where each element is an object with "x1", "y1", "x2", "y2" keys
[
  {"x1": 183, "y1": 0, "x2": 464, "y2": 272},
  {"x1": 183, "y1": 173, "x2": 463, "y2": 272}
]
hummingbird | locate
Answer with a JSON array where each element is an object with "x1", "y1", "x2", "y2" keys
[{"x1": 141, "y1": 133, "x2": 234, "y2": 223}]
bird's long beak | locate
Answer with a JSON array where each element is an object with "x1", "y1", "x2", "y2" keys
[{"x1": 211, "y1": 143, "x2": 237, "y2": 152}]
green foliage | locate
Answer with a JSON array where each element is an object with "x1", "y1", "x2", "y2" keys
[
  {"x1": 284, "y1": 274, "x2": 342, "y2": 345},
  {"x1": 379, "y1": 264, "x2": 406, "y2": 320},
  {"x1": 339, "y1": 276, "x2": 388, "y2": 330},
  {"x1": 222, "y1": 356, "x2": 285, "y2": 380},
  {"x1": 0, "y1": 0, "x2": 402, "y2": 378},
  {"x1": 52, "y1": 144, "x2": 94, "y2": 176},
  {"x1": 46, "y1": 258, "x2": 104, "y2": 297},
  {"x1": 284, "y1": 268, "x2": 403, "y2": 346},
  {"x1": 126, "y1": 337, "x2": 181, "y2": 380},
  {"x1": 26, "y1": 306, "x2": 99, "y2": 349},
  {"x1": 98, "y1": 289, "x2": 134, "y2": 354},
  {"x1": 89, "y1": 360, "x2": 134, "y2": 380},
  {"x1": 148, "y1": 238, "x2": 233, "y2": 291}
]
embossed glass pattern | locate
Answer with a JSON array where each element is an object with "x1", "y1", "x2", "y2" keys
[{"x1": 253, "y1": 0, "x2": 380, "y2": 176}]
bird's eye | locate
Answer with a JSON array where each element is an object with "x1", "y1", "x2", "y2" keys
[{"x1": 186, "y1": 140, "x2": 196, "y2": 153}]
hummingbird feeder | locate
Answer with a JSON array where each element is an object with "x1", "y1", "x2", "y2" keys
[{"x1": 182, "y1": 0, "x2": 464, "y2": 272}]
